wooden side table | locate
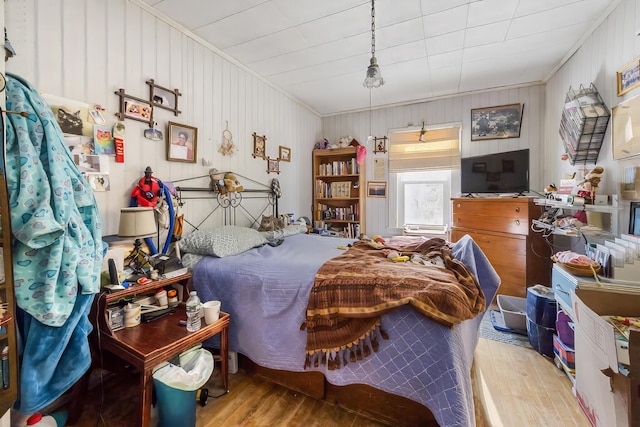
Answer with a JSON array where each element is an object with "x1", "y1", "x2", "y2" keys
[{"x1": 91, "y1": 273, "x2": 229, "y2": 426}]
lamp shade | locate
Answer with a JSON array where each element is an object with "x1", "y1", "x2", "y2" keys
[{"x1": 118, "y1": 207, "x2": 157, "y2": 238}]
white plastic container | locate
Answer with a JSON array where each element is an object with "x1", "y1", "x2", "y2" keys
[{"x1": 497, "y1": 294, "x2": 527, "y2": 331}]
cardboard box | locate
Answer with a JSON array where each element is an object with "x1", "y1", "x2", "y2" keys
[{"x1": 572, "y1": 288, "x2": 640, "y2": 427}]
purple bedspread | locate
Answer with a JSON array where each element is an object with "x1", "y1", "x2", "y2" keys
[{"x1": 190, "y1": 233, "x2": 499, "y2": 427}]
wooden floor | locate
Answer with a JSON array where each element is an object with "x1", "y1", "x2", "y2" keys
[{"x1": 64, "y1": 337, "x2": 590, "y2": 427}]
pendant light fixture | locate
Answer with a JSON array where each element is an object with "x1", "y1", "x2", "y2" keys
[
  {"x1": 419, "y1": 121, "x2": 426, "y2": 142},
  {"x1": 363, "y1": 0, "x2": 384, "y2": 89}
]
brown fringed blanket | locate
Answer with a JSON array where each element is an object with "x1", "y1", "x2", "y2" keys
[{"x1": 302, "y1": 238, "x2": 486, "y2": 369}]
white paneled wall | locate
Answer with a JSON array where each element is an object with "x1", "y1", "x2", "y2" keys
[
  {"x1": 544, "y1": 0, "x2": 640, "y2": 236},
  {"x1": 322, "y1": 85, "x2": 546, "y2": 236},
  {"x1": 4, "y1": 0, "x2": 321, "y2": 236}
]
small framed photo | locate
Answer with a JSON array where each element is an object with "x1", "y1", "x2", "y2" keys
[
  {"x1": 267, "y1": 157, "x2": 280, "y2": 174},
  {"x1": 617, "y1": 57, "x2": 640, "y2": 96},
  {"x1": 367, "y1": 181, "x2": 387, "y2": 198},
  {"x1": 471, "y1": 103, "x2": 524, "y2": 141},
  {"x1": 124, "y1": 99, "x2": 153, "y2": 122},
  {"x1": 167, "y1": 122, "x2": 197, "y2": 163},
  {"x1": 279, "y1": 146, "x2": 291, "y2": 162},
  {"x1": 147, "y1": 79, "x2": 182, "y2": 115},
  {"x1": 115, "y1": 89, "x2": 154, "y2": 126},
  {"x1": 252, "y1": 132, "x2": 266, "y2": 159}
]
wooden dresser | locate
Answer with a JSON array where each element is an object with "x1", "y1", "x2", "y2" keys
[{"x1": 451, "y1": 197, "x2": 552, "y2": 298}]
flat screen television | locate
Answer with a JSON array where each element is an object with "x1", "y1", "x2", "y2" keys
[{"x1": 461, "y1": 149, "x2": 530, "y2": 195}]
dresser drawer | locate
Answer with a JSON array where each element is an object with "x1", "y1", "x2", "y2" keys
[
  {"x1": 453, "y1": 229, "x2": 526, "y2": 256},
  {"x1": 452, "y1": 199, "x2": 530, "y2": 219},
  {"x1": 453, "y1": 214, "x2": 530, "y2": 236}
]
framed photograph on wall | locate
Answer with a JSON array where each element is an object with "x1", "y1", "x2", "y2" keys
[
  {"x1": 617, "y1": 57, "x2": 640, "y2": 96},
  {"x1": 267, "y1": 157, "x2": 280, "y2": 174},
  {"x1": 471, "y1": 103, "x2": 524, "y2": 141},
  {"x1": 167, "y1": 122, "x2": 197, "y2": 163},
  {"x1": 146, "y1": 79, "x2": 181, "y2": 115},
  {"x1": 252, "y1": 132, "x2": 266, "y2": 159},
  {"x1": 279, "y1": 146, "x2": 291, "y2": 162},
  {"x1": 367, "y1": 181, "x2": 387, "y2": 198}
]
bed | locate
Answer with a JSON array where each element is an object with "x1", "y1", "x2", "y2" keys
[{"x1": 180, "y1": 225, "x2": 500, "y2": 427}]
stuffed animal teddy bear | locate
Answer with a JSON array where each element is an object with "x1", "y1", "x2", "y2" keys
[
  {"x1": 576, "y1": 166, "x2": 604, "y2": 202},
  {"x1": 223, "y1": 172, "x2": 244, "y2": 193},
  {"x1": 209, "y1": 168, "x2": 227, "y2": 194}
]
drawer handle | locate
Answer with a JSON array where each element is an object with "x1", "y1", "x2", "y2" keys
[
  {"x1": 457, "y1": 203, "x2": 461, "y2": 208},
  {"x1": 515, "y1": 207, "x2": 520, "y2": 213},
  {"x1": 555, "y1": 284, "x2": 569, "y2": 296},
  {"x1": 515, "y1": 219, "x2": 520, "y2": 226}
]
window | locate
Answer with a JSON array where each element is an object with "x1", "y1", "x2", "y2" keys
[{"x1": 387, "y1": 125, "x2": 460, "y2": 232}]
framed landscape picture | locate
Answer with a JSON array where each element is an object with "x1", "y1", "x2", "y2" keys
[
  {"x1": 617, "y1": 56, "x2": 640, "y2": 96},
  {"x1": 471, "y1": 103, "x2": 524, "y2": 141},
  {"x1": 367, "y1": 181, "x2": 387, "y2": 198}
]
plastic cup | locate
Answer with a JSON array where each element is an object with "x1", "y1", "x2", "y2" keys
[{"x1": 202, "y1": 301, "x2": 221, "y2": 325}]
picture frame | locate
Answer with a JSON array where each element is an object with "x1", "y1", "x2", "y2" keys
[
  {"x1": 252, "y1": 132, "x2": 266, "y2": 159},
  {"x1": 612, "y1": 94, "x2": 640, "y2": 159},
  {"x1": 279, "y1": 145, "x2": 291, "y2": 162},
  {"x1": 629, "y1": 201, "x2": 640, "y2": 235},
  {"x1": 367, "y1": 181, "x2": 387, "y2": 198},
  {"x1": 115, "y1": 89, "x2": 154, "y2": 127},
  {"x1": 167, "y1": 122, "x2": 197, "y2": 163},
  {"x1": 373, "y1": 136, "x2": 388, "y2": 154},
  {"x1": 146, "y1": 79, "x2": 182, "y2": 115},
  {"x1": 617, "y1": 57, "x2": 640, "y2": 97},
  {"x1": 471, "y1": 103, "x2": 524, "y2": 141},
  {"x1": 267, "y1": 157, "x2": 280, "y2": 174}
]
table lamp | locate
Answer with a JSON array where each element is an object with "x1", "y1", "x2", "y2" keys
[{"x1": 118, "y1": 207, "x2": 157, "y2": 277}]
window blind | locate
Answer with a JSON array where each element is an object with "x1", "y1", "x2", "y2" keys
[{"x1": 388, "y1": 126, "x2": 461, "y2": 172}]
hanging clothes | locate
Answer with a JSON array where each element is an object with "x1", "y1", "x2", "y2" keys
[{"x1": 4, "y1": 73, "x2": 104, "y2": 413}]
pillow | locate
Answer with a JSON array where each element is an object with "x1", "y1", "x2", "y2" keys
[{"x1": 179, "y1": 225, "x2": 267, "y2": 257}]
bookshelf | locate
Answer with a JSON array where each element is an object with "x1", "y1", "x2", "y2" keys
[{"x1": 312, "y1": 147, "x2": 366, "y2": 238}]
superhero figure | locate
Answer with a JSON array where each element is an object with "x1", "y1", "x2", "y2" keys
[{"x1": 131, "y1": 166, "x2": 162, "y2": 207}]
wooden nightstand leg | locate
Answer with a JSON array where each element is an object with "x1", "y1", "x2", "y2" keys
[
  {"x1": 140, "y1": 368, "x2": 153, "y2": 427},
  {"x1": 220, "y1": 327, "x2": 229, "y2": 391}
]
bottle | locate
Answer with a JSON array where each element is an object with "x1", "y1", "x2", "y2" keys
[{"x1": 185, "y1": 291, "x2": 202, "y2": 332}]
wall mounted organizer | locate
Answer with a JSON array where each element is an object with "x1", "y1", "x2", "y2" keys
[{"x1": 559, "y1": 84, "x2": 610, "y2": 165}]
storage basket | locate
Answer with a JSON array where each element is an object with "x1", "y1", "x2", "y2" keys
[{"x1": 551, "y1": 256, "x2": 600, "y2": 277}]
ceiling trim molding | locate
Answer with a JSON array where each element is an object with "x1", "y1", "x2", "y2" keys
[{"x1": 322, "y1": 82, "x2": 546, "y2": 118}]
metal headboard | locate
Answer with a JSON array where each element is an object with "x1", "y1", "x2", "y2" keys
[{"x1": 171, "y1": 172, "x2": 279, "y2": 231}]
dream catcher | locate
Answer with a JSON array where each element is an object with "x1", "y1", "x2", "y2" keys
[{"x1": 219, "y1": 121, "x2": 236, "y2": 156}]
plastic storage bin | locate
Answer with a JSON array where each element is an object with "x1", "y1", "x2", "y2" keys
[
  {"x1": 555, "y1": 309, "x2": 574, "y2": 349},
  {"x1": 497, "y1": 295, "x2": 527, "y2": 331}
]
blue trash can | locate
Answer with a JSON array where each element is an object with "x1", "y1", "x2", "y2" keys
[
  {"x1": 153, "y1": 378, "x2": 198, "y2": 427},
  {"x1": 152, "y1": 348, "x2": 214, "y2": 427}
]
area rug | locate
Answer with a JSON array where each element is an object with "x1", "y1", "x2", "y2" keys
[{"x1": 478, "y1": 310, "x2": 532, "y2": 348}]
